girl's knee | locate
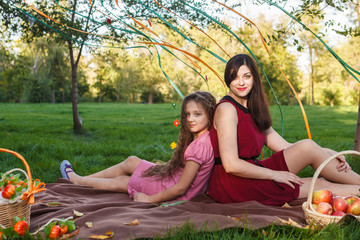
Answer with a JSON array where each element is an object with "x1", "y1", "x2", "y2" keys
[
  {"x1": 126, "y1": 156, "x2": 141, "y2": 164},
  {"x1": 123, "y1": 156, "x2": 141, "y2": 173}
]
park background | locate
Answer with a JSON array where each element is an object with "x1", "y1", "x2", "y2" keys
[
  {"x1": 1, "y1": 1, "x2": 360, "y2": 239},
  {"x1": 1, "y1": 1, "x2": 359, "y2": 107}
]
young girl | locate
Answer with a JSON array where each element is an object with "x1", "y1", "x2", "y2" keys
[
  {"x1": 208, "y1": 53, "x2": 360, "y2": 206},
  {"x1": 60, "y1": 91, "x2": 216, "y2": 203}
]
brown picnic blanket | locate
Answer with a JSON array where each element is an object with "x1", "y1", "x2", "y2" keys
[{"x1": 30, "y1": 179, "x2": 307, "y2": 239}]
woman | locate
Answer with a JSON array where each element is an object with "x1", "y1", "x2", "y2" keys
[{"x1": 208, "y1": 53, "x2": 360, "y2": 206}]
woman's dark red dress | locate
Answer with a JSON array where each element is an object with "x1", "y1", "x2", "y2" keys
[{"x1": 207, "y1": 96, "x2": 299, "y2": 206}]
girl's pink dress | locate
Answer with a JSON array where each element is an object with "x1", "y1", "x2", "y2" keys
[{"x1": 127, "y1": 131, "x2": 214, "y2": 201}]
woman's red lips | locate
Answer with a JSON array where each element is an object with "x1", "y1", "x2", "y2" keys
[{"x1": 238, "y1": 87, "x2": 247, "y2": 91}]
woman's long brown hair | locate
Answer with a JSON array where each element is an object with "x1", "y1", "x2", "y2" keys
[
  {"x1": 142, "y1": 91, "x2": 216, "y2": 179},
  {"x1": 224, "y1": 54, "x2": 272, "y2": 132}
]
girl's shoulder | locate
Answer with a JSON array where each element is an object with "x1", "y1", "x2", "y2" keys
[{"x1": 184, "y1": 132, "x2": 213, "y2": 164}]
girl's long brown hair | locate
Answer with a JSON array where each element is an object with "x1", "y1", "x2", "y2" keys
[
  {"x1": 142, "y1": 91, "x2": 216, "y2": 179},
  {"x1": 224, "y1": 54, "x2": 272, "y2": 132}
]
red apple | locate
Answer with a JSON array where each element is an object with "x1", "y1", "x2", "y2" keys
[
  {"x1": 345, "y1": 196, "x2": 360, "y2": 205},
  {"x1": 316, "y1": 202, "x2": 333, "y2": 215},
  {"x1": 312, "y1": 189, "x2": 333, "y2": 205},
  {"x1": 347, "y1": 201, "x2": 360, "y2": 215},
  {"x1": 331, "y1": 196, "x2": 348, "y2": 213},
  {"x1": 332, "y1": 210, "x2": 346, "y2": 216}
]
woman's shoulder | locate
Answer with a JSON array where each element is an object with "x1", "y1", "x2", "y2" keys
[{"x1": 216, "y1": 101, "x2": 237, "y2": 114}]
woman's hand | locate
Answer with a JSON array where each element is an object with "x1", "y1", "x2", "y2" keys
[
  {"x1": 324, "y1": 148, "x2": 352, "y2": 172},
  {"x1": 133, "y1": 192, "x2": 152, "y2": 203},
  {"x1": 272, "y1": 171, "x2": 304, "y2": 189}
]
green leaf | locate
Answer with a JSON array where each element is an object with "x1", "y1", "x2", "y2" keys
[{"x1": 160, "y1": 200, "x2": 187, "y2": 207}]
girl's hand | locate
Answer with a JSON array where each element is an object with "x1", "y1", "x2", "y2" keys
[
  {"x1": 133, "y1": 192, "x2": 152, "y2": 203},
  {"x1": 272, "y1": 171, "x2": 304, "y2": 189}
]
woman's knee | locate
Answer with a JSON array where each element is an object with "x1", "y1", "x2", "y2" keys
[{"x1": 297, "y1": 139, "x2": 318, "y2": 151}]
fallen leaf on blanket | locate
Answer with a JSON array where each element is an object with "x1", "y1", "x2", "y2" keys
[
  {"x1": 281, "y1": 202, "x2": 292, "y2": 208},
  {"x1": 73, "y1": 210, "x2": 84, "y2": 217},
  {"x1": 41, "y1": 202, "x2": 69, "y2": 207},
  {"x1": 60, "y1": 229, "x2": 80, "y2": 239},
  {"x1": 276, "y1": 217, "x2": 304, "y2": 228},
  {"x1": 262, "y1": 229, "x2": 267, "y2": 237},
  {"x1": 159, "y1": 200, "x2": 187, "y2": 207},
  {"x1": 89, "y1": 230, "x2": 114, "y2": 239},
  {"x1": 227, "y1": 216, "x2": 246, "y2": 221},
  {"x1": 85, "y1": 222, "x2": 93, "y2": 228},
  {"x1": 124, "y1": 218, "x2": 140, "y2": 226}
]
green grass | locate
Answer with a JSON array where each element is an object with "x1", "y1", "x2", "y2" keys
[{"x1": 1, "y1": 103, "x2": 360, "y2": 239}]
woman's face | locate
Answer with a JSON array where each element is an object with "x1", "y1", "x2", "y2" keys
[
  {"x1": 229, "y1": 65, "x2": 254, "y2": 107},
  {"x1": 185, "y1": 100, "x2": 209, "y2": 139}
]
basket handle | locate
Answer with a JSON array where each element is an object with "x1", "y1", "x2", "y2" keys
[
  {"x1": 307, "y1": 150, "x2": 360, "y2": 211},
  {"x1": 0, "y1": 148, "x2": 47, "y2": 204},
  {"x1": 1, "y1": 168, "x2": 30, "y2": 203},
  {"x1": 0, "y1": 148, "x2": 33, "y2": 191}
]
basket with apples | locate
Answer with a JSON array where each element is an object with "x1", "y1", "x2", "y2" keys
[
  {"x1": 302, "y1": 150, "x2": 360, "y2": 226},
  {"x1": 0, "y1": 148, "x2": 45, "y2": 228}
]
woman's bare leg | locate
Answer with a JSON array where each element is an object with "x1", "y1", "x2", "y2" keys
[
  {"x1": 299, "y1": 178, "x2": 360, "y2": 198},
  {"x1": 284, "y1": 139, "x2": 360, "y2": 185}
]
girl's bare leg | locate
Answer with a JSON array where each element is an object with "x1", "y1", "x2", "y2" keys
[
  {"x1": 284, "y1": 139, "x2": 360, "y2": 185},
  {"x1": 68, "y1": 175, "x2": 131, "y2": 192},
  {"x1": 299, "y1": 178, "x2": 360, "y2": 198},
  {"x1": 86, "y1": 156, "x2": 141, "y2": 178},
  {"x1": 66, "y1": 156, "x2": 142, "y2": 192}
]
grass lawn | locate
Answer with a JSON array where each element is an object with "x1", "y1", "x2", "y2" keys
[{"x1": 1, "y1": 102, "x2": 360, "y2": 239}]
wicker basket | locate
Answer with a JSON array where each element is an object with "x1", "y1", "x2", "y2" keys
[
  {"x1": 0, "y1": 148, "x2": 33, "y2": 228},
  {"x1": 302, "y1": 150, "x2": 360, "y2": 226}
]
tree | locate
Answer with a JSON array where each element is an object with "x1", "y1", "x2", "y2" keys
[
  {"x1": 347, "y1": 0, "x2": 360, "y2": 150},
  {"x1": 0, "y1": 0, "x2": 212, "y2": 132}
]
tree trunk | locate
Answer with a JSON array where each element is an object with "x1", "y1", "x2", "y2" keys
[
  {"x1": 352, "y1": 0, "x2": 360, "y2": 150},
  {"x1": 351, "y1": 0, "x2": 360, "y2": 25},
  {"x1": 354, "y1": 94, "x2": 360, "y2": 151},
  {"x1": 66, "y1": 0, "x2": 93, "y2": 132},
  {"x1": 308, "y1": 45, "x2": 315, "y2": 105},
  {"x1": 51, "y1": 89, "x2": 56, "y2": 103},
  {"x1": 148, "y1": 90, "x2": 153, "y2": 104},
  {"x1": 68, "y1": 40, "x2": 82, "y2": 132}
]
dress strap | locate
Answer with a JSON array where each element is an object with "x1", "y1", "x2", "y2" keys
[{"x1": 221, "y1": 95, "x2": 249, "y2": 113}]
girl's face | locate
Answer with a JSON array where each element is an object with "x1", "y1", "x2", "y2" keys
[
  {"x1": 185, "y1": 100, "x2": 209, "y2": 139},
  {"x1": 229, "y1": 65, "x2": 254, "y2": 107}
]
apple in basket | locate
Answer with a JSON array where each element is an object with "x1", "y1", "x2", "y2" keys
[
  {"x1": 332, "y1": 210, "x2": 346, "y2": 216},
  {"x1": 331, "y1": 196, "x2": 348, "y2": 213},
  {"x1": 345, "y1": 196, "x2": 360, "y2": 205},
  {"x1": 347, "y1": 201, "x2": 360, "y2": 215},
  {"x1": 312, "y1": 189, "x2": 333, "y2": 205},
  {"x1": 316, "y1": 202, "x2": 333, "y2": 215}
]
